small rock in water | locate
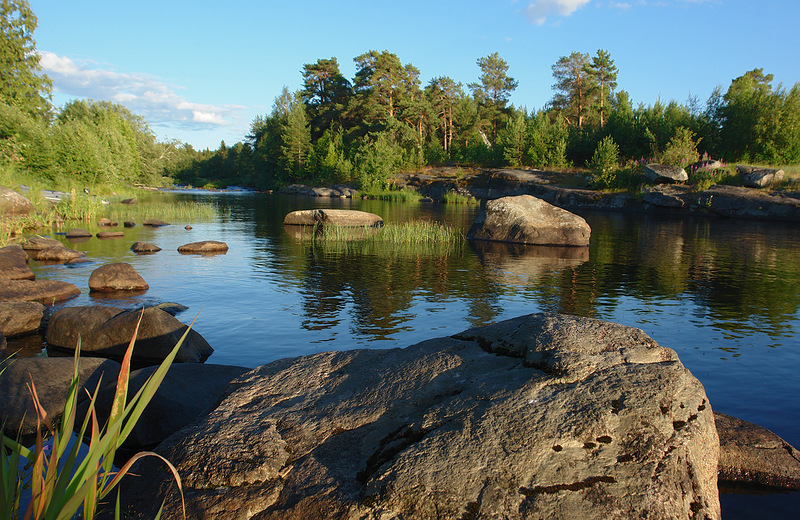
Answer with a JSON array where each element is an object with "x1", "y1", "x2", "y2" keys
[{"x1": 185, "y1": 225, "x2": 193, "y2": 230}]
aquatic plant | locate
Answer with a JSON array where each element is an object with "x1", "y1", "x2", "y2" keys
[
  {"x1": 102, "y1": 198, "x2": 223, "y2": 223},
  {"x1": 355, "y1": 187, "x2": 422, "y2": 202},
  {"x1": 442, "y1": 192, "x2": 478, "y2": 204},
  {"x1": 0, "y1": 311, "x2": 186, "y2": 519}
]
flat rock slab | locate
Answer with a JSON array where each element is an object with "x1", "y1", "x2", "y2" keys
[
  {"x1": 47, "y1": 306, "x2": 213, "y2": 365},
  {"x1": 715, "y1": 412, "x2": 800, "y2": 490},
  {"x1": 131, "y1": 241, "x2": 161, "y2": 253},
  {"x1": 0, "y1": 279, "x2": 80, "y2": 303},
  {"x1": 98, "y1": 218, "x2": 118, "y2": 227},
  {"x1": 0, "y1": 301, "x2": 45, "y2": 337},
  {"x1": 0, "y1": 356, "x2": 121, "y2": 437},
  {"x1": 89, "y1": 262, "x2": 149, "y2": 292},
  {"x1": 0, "y1": 244, "x2": 34, "y2": 280},
  {"x1": 177, "y1": 241, "x2": 229, "y2": 254},
  {"x1": 119, "y1": 313, "x2": 720, "y2": 520},
  {"x1": 468, "y1": 194, "x2": 591, "y2": 246},
  {"x1": 283, "y1": 209, "x2": 384, "y2": 227}
]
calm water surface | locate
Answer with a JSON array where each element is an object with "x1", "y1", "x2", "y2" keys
[{"x1": 17, "y1": 190, "x2": 800, "y2": 518}]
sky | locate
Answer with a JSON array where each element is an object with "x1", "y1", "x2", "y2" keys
[{"x1": 28, "y1": 0, "x2": 800, "y2": 151}]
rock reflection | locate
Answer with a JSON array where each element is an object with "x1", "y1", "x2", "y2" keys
[{"x1": 470, "y1": 240, "x2": 589, "y2": 286}]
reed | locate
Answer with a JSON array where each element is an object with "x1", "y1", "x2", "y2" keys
[
  {"x1": 442, "y1": 192, "x2": 478, "y2": 204},
  {"x1": 305, "y1": 221, "x2": 465, "y2": 257},
  {"x1": 1, "y1": 311, "x2": 185, "y2": 519},
  {"x1": 356, "y1": 187, "x2": 422, "y2": 202},
  {"x1": 102, "y1": 199, "x2": 222, "y2": 222}
]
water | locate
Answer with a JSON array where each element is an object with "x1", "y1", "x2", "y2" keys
[{"x1": 13, "y1": 190, "x2": 800, "y2": 518}]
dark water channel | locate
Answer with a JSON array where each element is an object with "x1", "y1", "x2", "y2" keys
[{"x1": 16, "y1": 190, "x2": 800, "y2": 518}]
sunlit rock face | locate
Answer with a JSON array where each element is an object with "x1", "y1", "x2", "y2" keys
[
  {"x1": 120, "y1": 313, "x2": 720, "y2": 520},
  {"x1": 468, "y1": 195, "x2": 591, "y2": 246}
]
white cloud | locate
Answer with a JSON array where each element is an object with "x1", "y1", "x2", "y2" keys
[
  {"x1": 524, "y1": 0, "x2": 592, "y2": 25},
  {"x1": 38, "y1": 51, "x2": 243, "y2": 132}
]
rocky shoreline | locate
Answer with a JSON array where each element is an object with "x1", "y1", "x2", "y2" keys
[{"x1": 278, "y1": 167, "x2": 800, "y2": 222}]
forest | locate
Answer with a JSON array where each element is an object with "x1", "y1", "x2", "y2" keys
[{"x1": 2, "y1": 0, "x2": 800, "y2": 194}]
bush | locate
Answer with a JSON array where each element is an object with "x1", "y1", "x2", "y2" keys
[
  {"x1": 660, "y1": 126, "x2": 700, "y2": 168},
  {"x1": 588, "y1": 136, "x2": 620, "y2": 188}
]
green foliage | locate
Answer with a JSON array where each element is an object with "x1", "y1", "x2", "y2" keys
[
  {"x1": 442, "y1": 191, "x2": 478, "y2": 204},
  {"x1": 0, "y1": 0, "x2": 52, "y2": 120},
  {"x1": 1, "y1": 313, "x2": 185, "y2": 519},
  {"x1": 354, "y1": 131, "x2": 407, "y2": 190},
  {"x1": 357, "y1": 186, "x2": 421, "y2": 202},
  {"x1": 660, "y1": 126, "x2": 700, "y2": 168},
  {"x1": 588, "y1": 136, "x2": 620, "y2": 188},
  {"x1": 469, "y1": 52, "x2": 518, "y2": 147}
]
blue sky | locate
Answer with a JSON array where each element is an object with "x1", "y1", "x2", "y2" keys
[{"x1": 29, "y1": 0, "x2": 800, "y2": 151}]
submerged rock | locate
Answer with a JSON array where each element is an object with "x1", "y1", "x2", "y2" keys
[
  {"x1": 119, "y1": 313, "x2": 719, "y2": 520},
  {"x1": 467, "y1": 194, "x2": 591, "y2": 246}
]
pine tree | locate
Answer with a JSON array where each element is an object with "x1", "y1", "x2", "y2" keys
[
  {"x1": 586, "y1": 49, "x2": 618, "y2": 128},
  {"x1": 469, "y1": 52, "x2": 518, "y2": 147}
]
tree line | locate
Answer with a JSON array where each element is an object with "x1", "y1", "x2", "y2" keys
[
  {"x1": 2, "y1": 0, "x2": 798, "y2": 192},
  {"x1": 175, "y1": 50, "x2": 800, "y2": 190}
]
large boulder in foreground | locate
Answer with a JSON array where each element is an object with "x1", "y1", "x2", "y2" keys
[
  {"x1": 0, "y1": 279, "x2": 80, "y2": 303},
  {"x1": 47, "y1": 306, "x2": 213, "y2": 365},
  {"x1": 468, "y1": 195, "x2": 591, "y2": 246},
  {"x1": 644, "y1": 163, "x2": 689, "y2": 183},
  {"x1": 0, "y1": 356, "x2": 120, "y2": 437},
  {"x1": 119, "y1": 313, "x2": 720, "y2": 520},
  {"x1": 283, "y1": 208, "x2": 384, "y2": 227},
  {"x1": 0, "y1": 244, "x2": 34, "y2": 280},
  {"x1": 88, "y1": 262, "x2": 149, "y2": 292},
  {"x1": 0, "y1": 187, "x2": 34, "y2": 217}
]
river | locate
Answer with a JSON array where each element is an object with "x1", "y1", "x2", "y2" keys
[{"x1": 14, "y1": 189, "x2": 800, "y2": 518}]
